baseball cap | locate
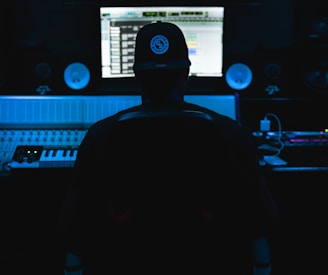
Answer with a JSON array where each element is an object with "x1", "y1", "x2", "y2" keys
[{"x1": 133, "y1": 21, "x2": 191, "y2": 72}]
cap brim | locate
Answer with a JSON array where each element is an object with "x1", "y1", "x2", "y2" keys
[{"x1": 133, "y1": 59, "x2": 191, "y2": 72}]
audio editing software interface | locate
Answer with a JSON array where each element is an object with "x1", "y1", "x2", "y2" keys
[{"x1": 100, "y1": 6, "x2": 224, "y2": 78}]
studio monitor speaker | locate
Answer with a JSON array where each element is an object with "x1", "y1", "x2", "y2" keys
[
  {"x1": 224, "y1": 52, "x2": 291, "y2": 98},
  {"x1": 64, "y1": 62, "x2": 90, "y2": 91},
  {"x1": 295, "y1": 0, "x2": 328, "y2": 96},
  {"x1": 9, "y1": 52, "x2": 98, "y2": 95},
  {"x1": 225, "y1": 63, "x2": 253, "y2": 91}
]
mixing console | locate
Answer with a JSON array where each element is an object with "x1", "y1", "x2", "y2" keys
[
  {"x1": 0, "y1": 95, "x2": 141, "y2": 175},
  {"x1": 0, "y1": 129, "x2": 87, "y2": 173},
  {"x1": 0, "y1": 94, "x2": 239, "y2": 175}
]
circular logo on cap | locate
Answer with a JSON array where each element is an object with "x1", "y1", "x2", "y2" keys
[{"x1": 150, "y1": 35, "x2": 169, "y2": 55}]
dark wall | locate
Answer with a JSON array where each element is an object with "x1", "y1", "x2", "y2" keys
[
  {"x1": 238, "y1": 0, "x2": 328, "y2": 132},
  {"x1": 0, "y1": 1, "x2": 14, "y2": 90},
  {"x1": 223, "y1": 0, "x2": 294, "y2": 101},
  {"x1": 3, "y1": 0, "x2": 99, "y2": 93}
]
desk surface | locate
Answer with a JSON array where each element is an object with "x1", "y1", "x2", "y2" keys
[
  {"x1": 255, "y1": 131, "x2": 328, "y2": 172},
  {"x1": 263, "y1": 146, "x2": 328, "y2": 171}
]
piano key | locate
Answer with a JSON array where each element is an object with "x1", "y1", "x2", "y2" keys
[{"x1": 39, "y1": 148, "x2": 78, "y2": 168}]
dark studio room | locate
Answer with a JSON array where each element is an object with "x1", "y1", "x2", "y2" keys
[{"x1": 0, "y1": 0, "x2": 328, "y2": 274}]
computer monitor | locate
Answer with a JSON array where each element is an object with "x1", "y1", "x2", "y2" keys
[{"x1": 99, "y1": 6, "x2": 225, "y2": 93}]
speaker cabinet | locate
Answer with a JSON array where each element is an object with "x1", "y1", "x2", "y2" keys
[
  {"x1": 224, "y1": 52, "x2": 291, "y2": 98},
  {"x1": 6, "y1": 52, "x2": 98, "y2": 95},
  {"x1": 294, "y1": 0, "x2": 328, "y2": 97}
]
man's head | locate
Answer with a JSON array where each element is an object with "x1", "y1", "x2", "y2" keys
[
  {"x1": 133, "y1": 21, "x2": 191, "y2": 101},
  {"x1": 133, "y1": 21, "x2": 191, "y2": 72}
]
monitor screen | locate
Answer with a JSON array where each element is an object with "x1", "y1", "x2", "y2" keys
[{"x1": 99, "y1": 6, "x2": 225, "y2": 91}]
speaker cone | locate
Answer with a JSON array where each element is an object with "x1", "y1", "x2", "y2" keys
[
  {"x1": 64, "y1": 62, "x2": 90, "y2": 90},
  {"x1": 225, "y1": 63, "x2": 253, "y2": 90}
]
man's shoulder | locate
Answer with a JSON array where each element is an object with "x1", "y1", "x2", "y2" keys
[
  {"x1": 88, "y1": 104, "x2": 144, "y2": 131},
  {"x1": 183, "y1": 102, "x2": 236, "y2": 123}
]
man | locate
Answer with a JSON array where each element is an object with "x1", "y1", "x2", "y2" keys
[{"x1": 59, "y1": 21, "x2": 279, "y2": 275}]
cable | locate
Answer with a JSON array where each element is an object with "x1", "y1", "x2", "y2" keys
[{"x1": 258, "y1": 112, "x2": 284, "y2": 156}]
